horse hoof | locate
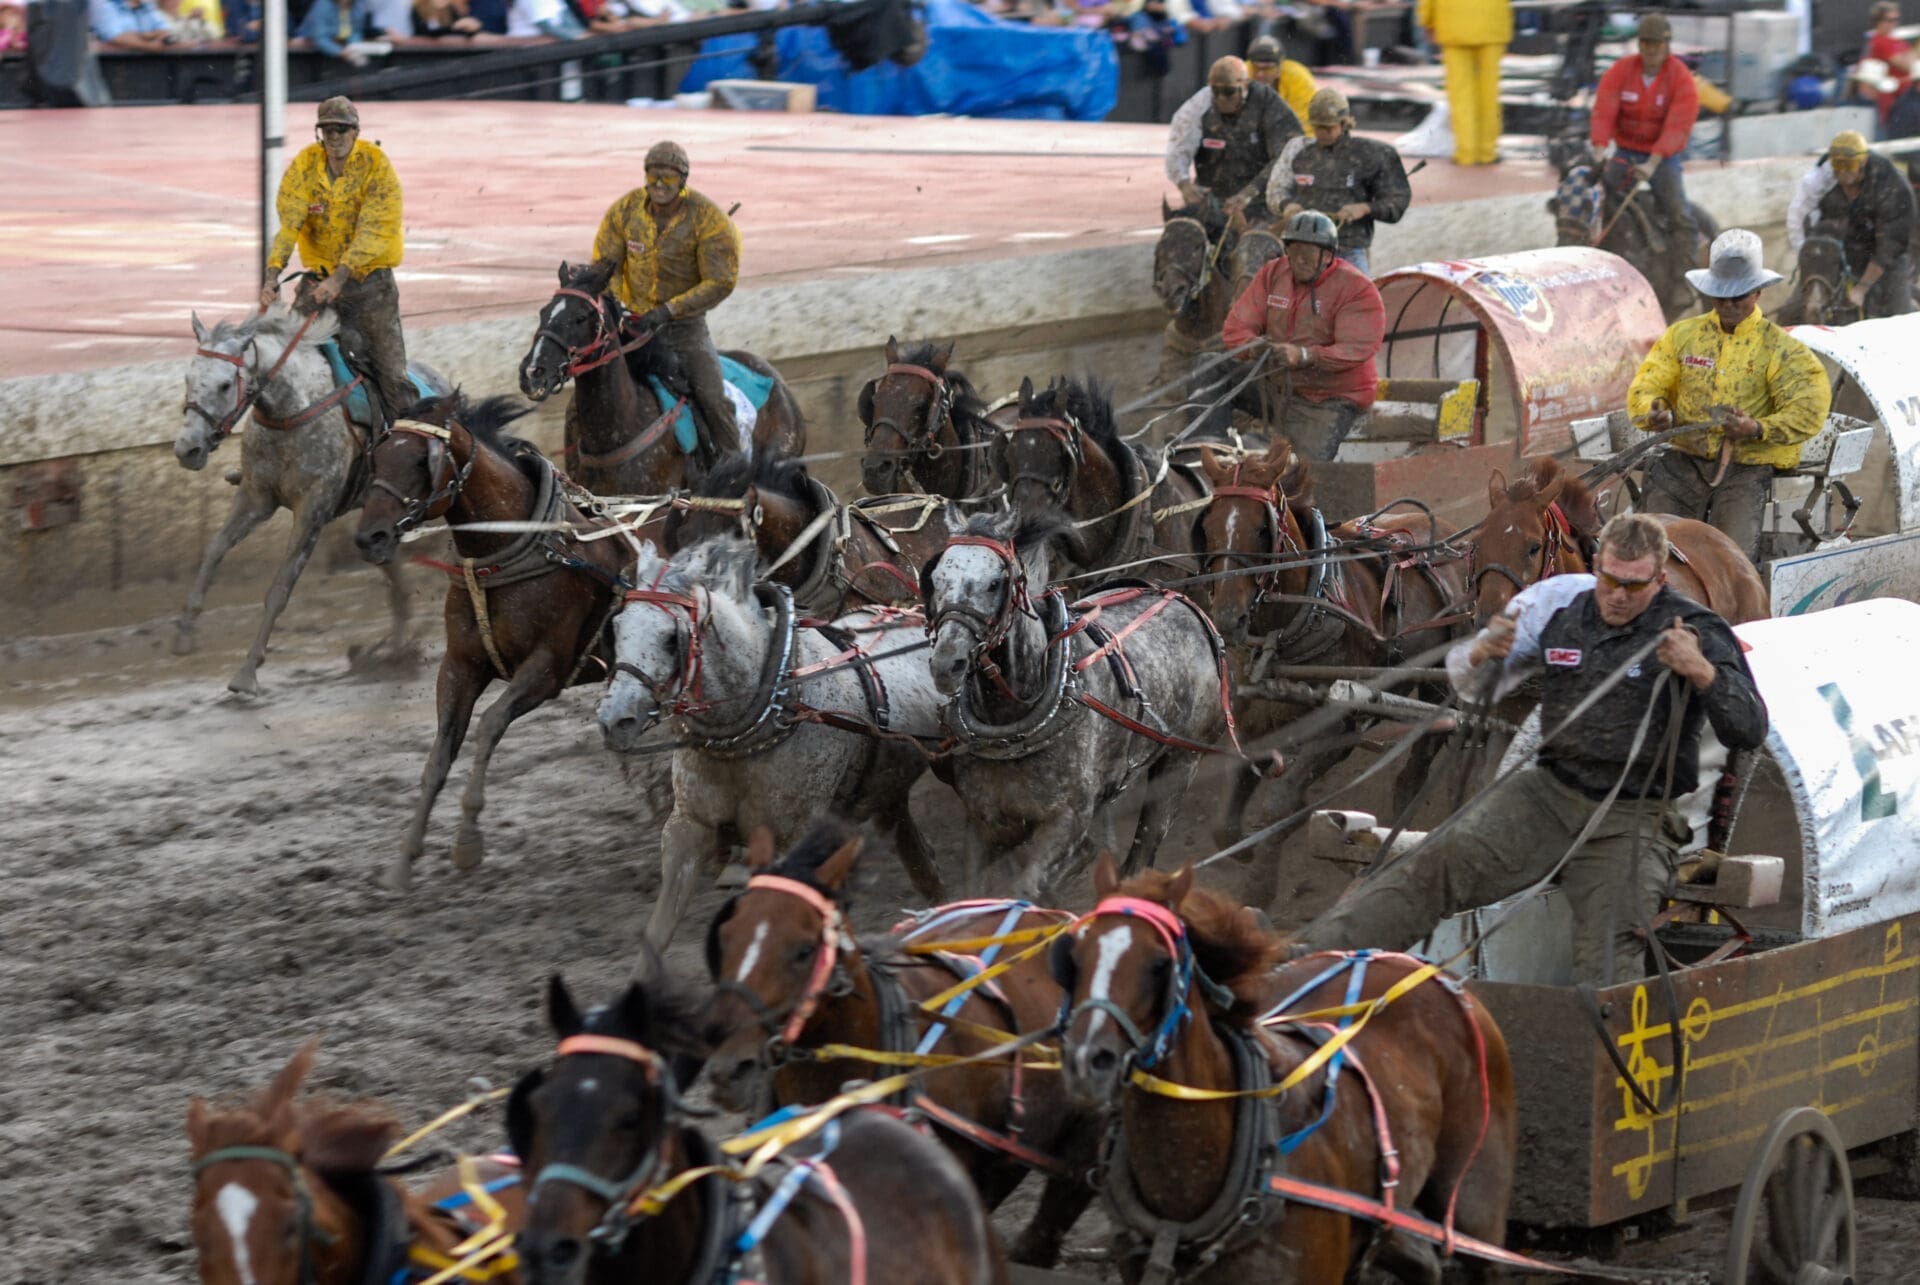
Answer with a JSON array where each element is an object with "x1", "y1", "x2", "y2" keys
[
  {"x1": 381, "y1": 858, "x2": 414, "y2": 893},
  {"x1": 171, "y1": 627, "x2": 197, "y2": 657},
  {"x1": 449, "y1": 828, "x2": 485, "y2": 871},
  {"x1": 227, "y1": 672, "x2": 262, "y2": 697}
]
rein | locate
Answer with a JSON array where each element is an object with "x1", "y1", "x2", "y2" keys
[
  {"x1": 191, "y1": 1144, "x2": 339, "y2": 1285},
  {"x1": 189, "y1": 310, "x2": 321, "y2": 443},
  {"x1": 371, "y1": 420, "x2": 474, "y2": 536},
  {"x1": 532, "y1": 287, "x2": 656, "y2": 380}
]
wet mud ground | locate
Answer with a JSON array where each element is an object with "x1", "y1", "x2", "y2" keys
[{"x1": 3, "y1": 567, "x2": 1914, "y2": 1282}]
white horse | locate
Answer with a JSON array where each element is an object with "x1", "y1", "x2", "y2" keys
[
  {"x1": 174, "y1": 305, "x2": 447, "y2": 694},
  {"x1": 924, "y1": 509, "x2": 1232, "y2": 900},
  {"x1": 598, "y1": 536, "x2": 950, "y2": 948}
]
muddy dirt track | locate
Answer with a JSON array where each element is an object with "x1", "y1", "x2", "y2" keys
[{"x1": 3, "y1": 568, "x2": 1915, "y2": 1283}]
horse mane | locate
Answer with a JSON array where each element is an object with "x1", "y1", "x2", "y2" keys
[
  {"x1": 1033, "y1": 376, "x2": 1119, "y2": 454},
  {"x1": 255, "y1": 302, "x2": 340, "y2": 348},
  {"x1": 578, "y1": 971, "x2": 712, "y2": 1061},
  {"x1": 695, "y1": 451, "x2": 812, "y2": 507},
  {"x1": 399, "y1": 391, "x2": 538, "y2": 463},
  {"x1": 895, "y1": 340, "x2": 985, "y2": 416},
  {"x1": 560, "y1": 258, "x2": 616, "y2": 296},
  {"x1": 964, "y1": 506, "x2": 1067, "y2": 556},
  {"x1": 674, "y1": 533, "x2": 758, "y2": 600},
  {"x1": 1503, "y1": 457, "x2": 1601, "y2": 536},
  {"x1": 194, "y1": 1068, "x2": 401, "y2": 1181},
  {"x1": 1110, "y1": 868, "x2": 1289, "y2": 1017}
]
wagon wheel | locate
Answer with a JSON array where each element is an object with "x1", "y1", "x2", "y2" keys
[{"x1": 1722, "y1": 1106, "x2": 1856, "y2": 1285}]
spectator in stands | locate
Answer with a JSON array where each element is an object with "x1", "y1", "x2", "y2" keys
[
  {"x1": 1246, "y1": 33, "x2": 1315, "y2": 128},
  {"x1": 1590, "y1": 13, "x2": 1700, "y2": 289},
  {"x1": 164, "y1": 0, "x2": 222, "y2": 40},
  {"x1": 467, "y1": 0, "x2": 507, "y2": 33},
  {"x1": 1267, "y1": 87, "x2": 1411, "y2": 276},
  {"x1": 1418, "y1": 0, "x2": 1511, "y2": 167},
  {"x1": 0, "y1": 0, "x2": 26, "y2": 52},
  {"x1": 90, "y1": 0, "x2": 175, "y2": 50},
  {"x1": 1165, "y1": 55, "x2": 1303, "y2": 224},
  {"x1": 505, "y1": 0, "x2": 582, "y2": 39},
  {"x1": 411, "y1": 0, "x2": 485, "y2": 37},
  {"x1": 297, "y1": 0, "x2": 391, "y2": 64},
  {"x1": 1861, "y1": 1, "x2": 1913, "y2": 126},
  {"x1": 224, "y1": 0, "x2": 259, "y2": 42}
]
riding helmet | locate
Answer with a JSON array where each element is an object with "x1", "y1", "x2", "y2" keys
[
  {"x1": 646, "y1": 140, "x2": 691, "y2": 177},
  {"x1": 1281, "y1": 210, "x2": 1340, "y2": 251}
]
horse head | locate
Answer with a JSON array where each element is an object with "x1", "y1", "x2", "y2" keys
[
  {"x1": 700, "y1": 821, "x2": 866, "y2": 1113},
  {"x1": 1471, "y1": 458, "x2": 1599, "y2": 623},
  {"x1": 1789, "y1": 234, "x2": 1851, "y2": 324},
  {"x1": 924, "y1": 505, "x2": 1056, "y2": 700},
  {"x1": 1193, "y1": 437, "x2": 1307, "y2": 644},
  {"x1": 178, "y1": 306, "x2": 337, "y2": 470},
  {"x1": 509, "y1": 971, "x2": 709, "y2": 1285},
  {"x1": 998, "y1": 375, "x2": 1097, "y2": 517},
  {"x1": 860, "y1": 335, "x2": 956, "y2": 495},
  {"x1": 1153, "y1": 202, "x2": 1222, "y2": 318},
  {"x1": 666, "y1": 453, "x2": 809, "y2": 559},
  {"x1": 1226, "y1": 222, "x2": 1285, "y2": 301},
  {"x1": 354, "y1": 392, "x2": 531, "y2": 564},
  {"x1": 521, "y1": 260, "x2": 621, "y2": 402}
]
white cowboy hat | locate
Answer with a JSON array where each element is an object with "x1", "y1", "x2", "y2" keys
[{"x1": 1686, "y1": 229, "x2": 1783, "y2": 299}]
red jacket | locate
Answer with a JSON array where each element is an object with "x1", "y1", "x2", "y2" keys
[
  {"x1": 1221, "y1": 255, "x2": 1384, "y2": 407},
  {"x1": 1590, "y1": 54, "x2": 1698, "y2": 157}
]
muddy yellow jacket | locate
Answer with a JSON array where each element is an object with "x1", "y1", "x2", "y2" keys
[
  {"x1": 1628, "y1": 310, "x2": 1831, "y2": 470},
  {"x1": 592, "y1": 187, "x2": 740, "y2": 319},
  {"x1": 1275, "y1": 60, "x2": 1317, "y2": 129},
  {"x1": 1416, "y1": 0, "x2": 1512, "y2": 46},
  {"x1": 266, "y1": 140, "x2": 403, "y2": 278}
]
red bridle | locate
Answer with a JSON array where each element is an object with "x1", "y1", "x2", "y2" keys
[
  {"x1": 927, "y1": 533, "x2": 1038, "y2": 659},
  {"x1": 1203, "y1": 459, "x2": 1299, "y2": 601},
  {"x1": 532, "y1": 287, "x2": 656, "y2": 380},
  {"x1": 187, "y1": 311, "x2": 319, "y2": 442},
  {"x1": 737, "y1": 874, "x2": 847, "y2": 1046},
  {"x1": 614, "y1": 581, "x2": 711, "y2": 713},
  {"x1": 865, "y1": 361, "x2": 953, "y2": 454}
]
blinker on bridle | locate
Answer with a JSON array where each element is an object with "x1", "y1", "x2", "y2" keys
[
  {"x1": 191, "y1": 1144, "x2": 339, "y2": 1285},
  {"x1": 369, "y1": 420, "x2": 473, "y2": 535}
]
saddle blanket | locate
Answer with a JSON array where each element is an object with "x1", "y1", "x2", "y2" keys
[
  {"x1": 319, "y1": 339, "x2": 435, "y2": 430},
  {"x1": 647, "y1": 354, "x2": 776, "y2": 455}
]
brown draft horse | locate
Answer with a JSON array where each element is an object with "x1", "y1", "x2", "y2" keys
[
  {"x1": 516, "y1": 260, "x2": 807, "y2": 495},
  {"x1": 1192, "y1": 440, "x2": 1472, "y2": 874},
  {"x1": 188, "y1": 1039, "x2": 525, "y2": 1285},
  {"x1": 998, "y1": 376, "x2": 1211, "y2": 580},
  {"x1": 859, "y1": 337, "x2": 1016, "y2": 501},
  {"x1": 702, "y1": 822, "x2": 1098, "y2": 1269},
  {"x1": 510, "y1": 973, "x2": 1008, "y2": 1285},
  {"x1": 354, "y1": 393, "x2": 633, "y2": 891},
  {"x1": 1471, "y1": 457, "x2": 1771, "y2": 626},
  {"x1": 1054, "y1": 857, "x2": 1516, "y2": 1285},
  {"x1": 664, "y1": 453, "x2": 949, "y2": 617}
]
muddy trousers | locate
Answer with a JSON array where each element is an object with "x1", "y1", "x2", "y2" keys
[
  {"x1": 1639, "y1": 451, "x2": 1774, "y2": 564},
  {"x1": 1441, "y1": 43, "x2": 1504, "y2": 166},
  {"x1": 327, "y1": 268, "x2": 412, "y2": 423},
  {"x1": 1264, "y1": 390, "x2": 1364, "y2": 461},
  {"x1": 1291, "y1": 765, "x2": 1678, "y2": 986},
  {"x1": 657, "y1": 315, "x2": 739, "y2": 457}
]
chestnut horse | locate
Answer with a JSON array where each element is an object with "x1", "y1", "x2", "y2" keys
[
  {"x1": 664, "y1": 453, "x2": 949, "y2": 616},
  {"x1": 859, "y1": 337, "x2": 1016, "y2": 502},
  {"x1": 1192, "y1": 441, "x2": 1471, "y2": 870},
  {"x1": 516, "y1": 260, "x2": 806, "y2": 495},
  {"x1": 702, "y1": 821, "x2": 1097, "y2": 1269},
  {"x1": 510, "y1": 973, "x2": 1008, "y2": 1285},
  {"x1": 1054, "y1": 857, "x2": 1516, "y2": 1285},
  {"x1": 1470, "y1": 457, "x2": 1771, "y2": 625},
  {"x1": 998, "y1": 376, "x2": 1210, "y2": 580},
  {"x1": 188, "y1": 1039, "x2": 525, "y2": 1285},
  {"x1": 354, "y1": 393, "x2": 633, "y2": 891}
]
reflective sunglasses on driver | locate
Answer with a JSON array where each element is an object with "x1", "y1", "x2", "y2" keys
[{"x1": 1595, "y1": 568, "x2": 1664, "y2": 593}]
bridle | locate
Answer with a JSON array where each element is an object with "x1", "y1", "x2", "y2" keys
[
  {"x1": 528, "y1": 287, "x2": 655, "y2": 382},
  {"x1": 191, "y1": 1144, "x2": 338, "y2": 1285},
  {"x1": 712, "y1": 875, "x2": 856, "y2": 1052},
  {"x1": 1468, "y1": 499, "x2": 1571, "y2": 611},
  {"x1": 530, "y1": 1034, "x2": 682, "y2": 1254},
  {"x1": 1202, "y1": 460, "x2": 1300, "y2": 610},
  {"x1": 612, "y1": 580, "x2": 711, "y2": 716},
  {"x1": 998, "y1": 411, "x2": 1084, "y2": 508},
  {"x1": 926, "y1": 533, "x2": 1043, "y2": 666},
  {"x1": 186, "y1": 311, "x2": 320, "y2": 446},
  {"x1": 368, "y1": 420, "x2": 473, "y2": 535},
  {"x1": 864, "y1": 362, "x2": 955, "y2": 457},
  {"x1": 1059, "y1": 896, "x2": 1234, "y2": 1072}
]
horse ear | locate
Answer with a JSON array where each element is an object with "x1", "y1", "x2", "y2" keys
[
  {"x1": 1019, "y1": 375, "x2": 1035, "y2": 408},
  {"x1": 1162, "y1": 196, "x2": 1174, "y2": 221},
  {"x1": 1265, "y1": 435, "x2": 1292, "y2": 466},
  {"x1": 191, "y1": 311, "x2": 209, "y2": 345},
  {"x1": 558, "y1": 261, "x2": 571, "y2": 285},
  {"x1": 745, "y1": 826, "x2": 777, "y2": 871},
  {"x1": 1200, "y1": 444, "x2": 1223, "y2": 478},
  {"x1": 856, "y1": 379, "x2": 876, "y2": 428},
  {"x1": 261, "y1": 1036, "x2": 321, "y2": 1119},
  {"x1": 884, "y1": 335, "x2": 900, "y2": 365},
  {"x1": 814, "y1": 835, "x2": 864, "y2": 891},
  {"x1": 547, "y1": 974, "x2": 585, "y2": 1040},
  {"x1": 942, "y1": 501, "x2": 967, "y2": 536},
  {"x1": 1092, "y1": 851, "x2": 1120, "y2": 897},
  {"x1": 505, "y1": 1068, "x2": 544, "y2": 1164},
  {"x1": 1167, "y1": 861, "x2": 1196, "y2": 911},
  {"x1": 932, "y1": 342, "x2": 954, "y2": 373},
  {"x1": 1486, "y1": 469, "x2": 1507, "y2": 511},
  {"x1": 186, "y1": 1097, "x2": 211, "y2": 1155}
]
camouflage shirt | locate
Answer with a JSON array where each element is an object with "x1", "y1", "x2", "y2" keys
[{"x1": 1266, "y1": 132, "x2": 1412, "y2": 253}]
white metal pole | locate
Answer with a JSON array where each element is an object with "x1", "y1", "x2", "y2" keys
[{"x1": 261, "y1": 0, "x2": 288, "y2": 277}]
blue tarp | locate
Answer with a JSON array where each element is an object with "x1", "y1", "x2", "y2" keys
[{"x1": 680, "y1": 0, "x2": 1118, "y2": 121}]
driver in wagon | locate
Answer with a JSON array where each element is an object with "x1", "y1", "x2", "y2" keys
[{"x1": 1291, "y1": 513, "x2": 1769, "y2": 987}]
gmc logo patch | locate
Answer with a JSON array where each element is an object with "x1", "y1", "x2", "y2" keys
[
  {"x1": 1201, "y1": 138, "x2": 1226, "y2": 149},
  {"x1": 1546, "y1": 648, "x2": 1582, "y2": 666},
  {"x1": 1295, "y1": 174, "x2": 1315, "y2": 186},
  {"x1": 1683, "y1": 355, "x2": 1714, "y2": 369}
]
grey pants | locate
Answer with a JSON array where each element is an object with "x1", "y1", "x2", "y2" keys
[
  {"x1": 1863, "y1": 255, "x2": 1916, "y2": 318},
  {"x1": 322, "y1": 268, "x2": 412, "y2": 423},
  {"x1": 1639, "y1": 450, "x2": 1774, "y2": 564},
  {"x1": 657, "y1": 315, "x2": 739, "y2": 457},
  {"x1": 1266, "y1": 392, "x2": 1364, "y2": 462},
  {"x1": 1293, "y1": 765, "x2": 1678, "y2": 986}
]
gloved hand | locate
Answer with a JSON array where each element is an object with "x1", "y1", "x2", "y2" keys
[
  {"x1": 1178, "y1": 180, "x2": 1205, "y2": 208},
  {"x1": 1589, "y1": 142, "x2": 1608, "y2": 165},
  {"x1": 1848, "y1": 281, "x2": 1869, "y2": 310},
  {"x1": 1645, "y1": 398, "x2": 1674, "y2": 431},
  {"x1": 638, "y1": 305, "x2": 673, "y2": 331},
  {"x1": 1633, "y1": 156, "x2": 1660, "y2": 183}
]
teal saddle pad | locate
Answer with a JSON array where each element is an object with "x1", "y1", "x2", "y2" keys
[{"x1": 647, "y1": 355, "x2": 777, "y2": 454}]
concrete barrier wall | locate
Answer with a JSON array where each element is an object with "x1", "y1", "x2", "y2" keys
[{"x1": 0, "y1": 156, "x2": 1804, "y2": 636}]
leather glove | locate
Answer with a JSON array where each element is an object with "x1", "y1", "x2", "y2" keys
[{"x1": 638, "y1": 305, "x2": 673, "y2": 331}]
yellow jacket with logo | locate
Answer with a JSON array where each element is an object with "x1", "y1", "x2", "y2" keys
[
  {"x1": 592, "y1": 186, "x2": 740, "y2": 319},
  {"x1": 1275, "y1": 60, "x2": 1317, "y2": 128},
  {"x1": 266, "y1": 140, "x2": 404, "y2": 278},
  {"x1": 1416, "y1": 0, "x2": 1512, "y2": 47},
  {"x1": 1628, "y1": 310, "x2": 1831, "y2": 470}
]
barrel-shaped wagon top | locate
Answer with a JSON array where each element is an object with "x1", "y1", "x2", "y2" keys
[{"x1": 1789, "y1": 315, "x2": 1920, "y2": 536}]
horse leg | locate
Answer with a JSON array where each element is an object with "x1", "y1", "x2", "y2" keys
[
  {"x1": 891, "y1": 811, "x2": 947, "y2": 905},
  {"x1": 1240, "y1": 741, "x2": 1351, "y2": 915},
  {"x1": 227, "y1": 500, "x2": 333, "y2": 695},
  {"x1": 1007, "y1": 812, "x2": 1094, "y2": 905},
  {"x1": 1121, "y1": 753, "x2": 1197, "y2": 877},
  {"x1": 392, "y1": 656, "x2": 486, "y2": 891},
  {"x1": 376, "y1": 560, "x2": 413, "y2": 653},
  {"x1": 646, "y1": 809, "x2": 714, "y2": 949},
  {"x1": 1006, "y1": 1174, "x2": 1097, "y2": 1269},
  {"x1": 173, "y1": 484, "x2": 277, "y2": 657},
  {"x1": 1213, "y1": 760, "x2": 1264, "y2": 849},
  {"x1": 448, "y1": 656, "x2": 562, "y2": 871}
]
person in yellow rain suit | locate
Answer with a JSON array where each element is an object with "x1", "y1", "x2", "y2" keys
[
  {"x1": 1630, "y1": 229, "x2": 1832, "y2": 563},
  {"x1": 1246, "y1": 34, "x2": 1316, "y2": 130},
  {"x1": 261, "y1": 96, "x2": 411, "y2": 423},
  {"x1": 591, "y1": 139, "x2": 742, "y2": 456},
  {"x1": 1417, "y1": 0, "x2": 1511, "y2": 167}
]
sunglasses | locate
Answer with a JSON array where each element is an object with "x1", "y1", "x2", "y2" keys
[
  {"x1": 1213, "y1": 84, "x2": 1247, "y2": 98},
  {"x1": 318, "y1": 124, "x2": 355, "y2": 135},
  {"x1": 1596, "y1": 568, "x2": 1664, "y2": 592}
]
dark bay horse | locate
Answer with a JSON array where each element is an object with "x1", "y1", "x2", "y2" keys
[
  {"x1": 998, "y1": 376, "x2": 1211, "y2": 580},
  {"x1": 354, "y1": 393, "x2": 633, "y2": 890},
  {"x1": 1471, "y1": 457, "x2": 1771, "y2": 625},
  {"x1": 664, "y1": 453, "x2": 950, "y2": 616},
  {"x1": 1192, "y1": 441, "x2": 1471, "y2": 866},
  {"x1": 1153, "y1": 200, "x2": 1239, "y2": 397},
  {"x1": 702, "y1": 821, "x2": 1097, "y2": 1268},
  {"x1": 859, "y1": 337, "x2": 1015, "y2": 502},
  {"x1": 188, "y1": 1039, "x2": 525, "y2": 1285},
  {"x1": 1055, "y1": 857, "x2": 1517, "y2": 1285},
  {"x1": 510, "y1": 973, "x2": 1008, "y2": 1285},
  {"x1": 516, "y1": 261, "x2": 806, "y2": 495}
]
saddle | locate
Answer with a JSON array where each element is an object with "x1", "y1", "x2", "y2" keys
[{"x1": 318, "y1": 336, "x2": 434, "y2": 437}]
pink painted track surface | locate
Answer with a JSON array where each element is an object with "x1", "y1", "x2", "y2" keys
[{"x1": 0, "y1": 102, "x2": 1564, "y2": 379}]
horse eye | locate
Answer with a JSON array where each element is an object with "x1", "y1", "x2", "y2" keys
[
  {"x1": 1526, "y1": 541, "x2": 1543, "y2": 557},
  {"x1": 790, "y1": 943, "x2": 817, "y2": 965}
]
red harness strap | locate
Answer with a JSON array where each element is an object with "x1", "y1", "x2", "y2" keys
[
  {"x1": 908, "y1": 1094, "x2": 1074, "y2": 1178},
  {"x1": 252, "y1": 375, "x2": 365, "y2": 433},
  {"x1": 1262, "y1": 1173, "x2": 1586, "y2": 1276}
]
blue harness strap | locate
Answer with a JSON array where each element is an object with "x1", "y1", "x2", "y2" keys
[
  {"x1": 913, "y1": 902, "x2": 1029, "y2": 1057},
  {"x1": 1270, "y1": 951, "x2": 1372, "y2": 1156},
  {"x1": 734, "y1": 1119, "x2": 843, "y2": 1258}
]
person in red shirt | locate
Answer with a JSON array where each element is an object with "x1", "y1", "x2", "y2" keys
[
  {"x1": 1221, "y1": 209, "x2": 1385, "y2": 461},
  {"x1": 1590, "y1": 13, "x2": 1701, "y2": 284},
  {"x1": 1863, "y1": 1, "x2": 1914, "y2": 124}
]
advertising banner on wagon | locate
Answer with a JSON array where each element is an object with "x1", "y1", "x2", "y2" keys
[{"x1": 1736, "y1": 599, "x2": 1920, "y2": 937}]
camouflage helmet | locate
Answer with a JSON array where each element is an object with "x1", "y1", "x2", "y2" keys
[
  {"x1": 316, "y1": 96, "x2": 360, "y2": 128},
  {"x1": 1246, "y1": 35, "x2": 1283, "y2": 66},
  {"x1": 1281, "y1": 209, "x2": 1339, "y2": 251},
  {"x1": 645, "y1": 140, "x2": 691, "y2": 177},
  {"x1": 1306, "y1": 87, "x2": 1353, "y2": 128}
]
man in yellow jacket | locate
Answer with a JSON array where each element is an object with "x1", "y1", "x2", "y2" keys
[
  {"x1": 591, "y1": 139, "x2": 742, "y2": 456},
  {"x1": 261, "y1": 96, "x2": 411, "y2": 423},
  {"x1": 1246, "y1": 34, "x2": 1315, "y2": 130},
  {"x1": 1630, "y1": 229, "x2": 1832, "y2": 562},
  {"x1": 1417, "y1": 0, "x2": 1511, "y2": 167}
]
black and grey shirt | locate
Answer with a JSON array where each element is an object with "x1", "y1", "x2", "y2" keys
[
  {"x1": 1164, "y1": 82, "x2": 1304, "y2": 214},
  {"x1": 1265, "y1": 132, "x2": 1413, "y2": 254},
  {"x1": 1816, "y1": 152, "x2": 1916, "y2": 276}
]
